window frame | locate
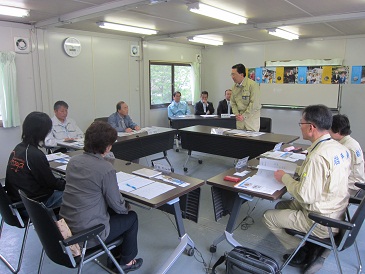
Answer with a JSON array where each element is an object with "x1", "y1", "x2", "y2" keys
[{"x1": 149, "y1": 61, "x2": 192, "y2": 109}]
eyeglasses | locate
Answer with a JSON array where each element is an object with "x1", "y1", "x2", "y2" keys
[{"x1": 298, "y1": 122, "x2": 312, "y2": 127}]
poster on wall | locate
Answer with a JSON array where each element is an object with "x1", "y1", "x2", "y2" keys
[
  {"x1": 283, "y1": 67, "x2": 297, "y2": 84},
  {"x1": 351, "y1": 66, "x2": 365, "y2": 84},
  {"x1": 306, "y1": 66, "x2": 323, "y2": 84},
  {"x1": 255, "y1": 67, "x2": 263, "y2": 83},
  {"x1": 331, "y1": 66, "x2": 349, "y2": 84},
  {"x1": 297, "y1": 67, "x2": 307, "y2": 84},
  {"x1": 321, "y1": 66, "x2": 332, "y2": 84},
  {"x1": 262, "y1": 67, "x2": 276, "y2": 83},
  {"x1": 248, "y1": 68, "x2": 256, "y2": 81},
  {"x1": 276, "y1": 67, "x2": 284, "y2": 83}
]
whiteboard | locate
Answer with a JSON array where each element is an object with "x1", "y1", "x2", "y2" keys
[{"x1": 260, "y1": 84, "x2": 340, "y2": 109}]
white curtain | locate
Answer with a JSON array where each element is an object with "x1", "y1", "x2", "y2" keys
[
  {"x1": 0, "y1": 51, "x2": 20, "y2": 128},
  {"x1": 191, "y1": 62, "x2": 201, "y2": 103}
]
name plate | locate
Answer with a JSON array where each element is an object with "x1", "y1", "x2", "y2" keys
[{"x1": 220, "y1": 114, "x2": 231, "y2": 118}]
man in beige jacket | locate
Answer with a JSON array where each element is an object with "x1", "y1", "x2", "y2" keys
[{"x1": 263, "y1": 104, "x2": 350, "y2": 274}]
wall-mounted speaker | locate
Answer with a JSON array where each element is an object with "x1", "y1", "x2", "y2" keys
[
  {"x1": 130, "y1": 45, "x2": 140, "y2": 57},
  {"x1": 14, "y1": 37, "x2": 30, "y2": 53}
]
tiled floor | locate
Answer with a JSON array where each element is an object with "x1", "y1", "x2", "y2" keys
[{"x1": 0, "y1": 147, "x2": 364, "y2": 274}]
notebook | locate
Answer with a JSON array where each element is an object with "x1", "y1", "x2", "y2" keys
[{"x1": 132, "y1": 168, "x2": 162, "y2": 178}]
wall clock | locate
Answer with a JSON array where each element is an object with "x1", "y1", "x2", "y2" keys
[{"x1": 63, "y1": 37, "x2": 81, "y2": 57}]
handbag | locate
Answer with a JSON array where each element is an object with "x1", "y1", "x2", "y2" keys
[
  {"x1": 212, "y1": 246, "x2": 280, "y2": 274},
  {"x1": 55, "y1": 218, "x2": 81, "y2": 257}
]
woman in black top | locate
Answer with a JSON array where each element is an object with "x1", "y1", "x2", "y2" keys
[{"x1": 5, "y1": 111, "x2": 65, "y2": 207}]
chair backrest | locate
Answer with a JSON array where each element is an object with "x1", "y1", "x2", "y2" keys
[
  {"x1": 341, "y1": 195, "x2": 365, "y2": 250},
  {"x1": 0, "y1": 185, "x2": 24, "y2": 228},
  {"x1": 19, "y1": 190, "x2": 76, "y2": 268},
  {"x1": 260, "y1": 117, "x2": 272, "y2": 133},
  {"x1": 94, "y1": 117, "x2": 108, "y2": 122}
]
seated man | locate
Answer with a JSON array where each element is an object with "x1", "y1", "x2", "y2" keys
[
  {"x1": 330, "y1": 114, "x2": 365, "y2": 196},
  {"x1": 44, "y1": 100, "x2": 84, "y2": 147},
  {"x1": 168, "y1": 91, "x2": 191, "y2": 117},
  {"x1": 194, "y1": 91, "x2": 214, "y2": 115},
  {"x1": 217, "y1": 89, "x2": 232, "y2": 115},
  {"x1": 5, "y1": 112, "x2": 65, "y2": 208},
  {"x1": 263, "y1": 104, "x2": 350, "y2": 274},
  {"x1": 108, "y1": 101, "x2": 140, "y2": 132}
]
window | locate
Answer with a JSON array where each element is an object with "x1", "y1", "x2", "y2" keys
[{"x1": 149, "y1": 62, "x2": 193, "y2": 109}]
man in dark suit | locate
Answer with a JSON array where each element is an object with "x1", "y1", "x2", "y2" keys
[
  {"x1": 217, "y1": 89, "x2": 232, "y2": 115},
  {"x1": 331, "y1": 70, "x2": 340, "y2": 84},
  {"x1": 194, "y1": 91, "x2": 214, "y2": 115}
]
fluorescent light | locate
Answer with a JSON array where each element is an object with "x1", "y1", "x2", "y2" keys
[
  {"x1": 188, "y1": 36, "x2": 223, "y2": 46},
  {"x1": 97, "y1": 21, "x2": 158, "y2": 35},
  {"x1": 268, "y1": 28, "x2": 299, "y2": 40},
  {"x1": 187, "y1": 2, "x2": 247, "y2": 25},
  {"x1": 0, "y1": 5, "x2": 29, "y2": 17}
]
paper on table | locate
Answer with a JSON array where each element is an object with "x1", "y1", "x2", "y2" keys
[
  {"x1": 46, "y1": 152, "x2": 69, "y2": 162},
  {"x1": 154, "y1": 175, "x2": 190, "y2": 187},
  {"x1": 56, "y1": 164, "x2": 68, "y2": 171},
  {"x1": 131, "y1": 182, "x2": 175, "y2": 200},
  {"x1": 117, "y1": 176, "x2": 154, "y2": 192},
  {"x1": 116, "y1": 171, "x2": 137, "y2": 182},
  {"x1": 200, "y1": 114, "x2": 218, "y2": 117},
  {"x1": 261, "y1": 151, "x2": 306, "y2": 162},
  {"x1": 257, "y1": 158, "x2": 297, "y2": 175},
  {"x1": 233, "y1": 170, "x2": 250, "y2": 177},
  {"x1": 132, "y1": 168, "x2": 162, "y2": 178}
]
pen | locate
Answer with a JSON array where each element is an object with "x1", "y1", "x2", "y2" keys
[{"x1": 126, "y1": 183, "x2": 137, "y2": 190}]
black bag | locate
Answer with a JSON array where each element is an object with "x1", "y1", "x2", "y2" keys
[{"x1": 211, "y1": 246, "x2": 280, "y2": 274}]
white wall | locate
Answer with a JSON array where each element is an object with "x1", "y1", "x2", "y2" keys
[{"x1": 202, "y1": 36, "x2": 365, "y2": 148}]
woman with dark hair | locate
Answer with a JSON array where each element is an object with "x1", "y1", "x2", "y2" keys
[
  {"x1": 5, "y1": 111, "x2": 65, "y2": 207},
  {"x1": 60, "y1": 121, "x2": 142, "y2": 273}
]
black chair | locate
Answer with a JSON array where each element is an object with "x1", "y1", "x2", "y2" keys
[
  {"x1": 0, "y1": 185, "x2": 31, "y2": 274},
  {"x1": 259, "y1": 117, "x2": 272, "y2": 133},
  {"x1": 18, "y1": 190, "x2": 125, "y2": 274},
  {"x1": 280, "y1": 183, "x2": 365, "y2": 273},
  {"x1": 94, "y1": 117, "x2": 109, "y2": 123}
]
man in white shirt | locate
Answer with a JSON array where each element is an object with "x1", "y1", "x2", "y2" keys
[
  {"x1": 217, "y1": 89, "x2": 232, "y2": 115},
  {"x1": 45, "y1": 101, "x2": 83, "y2": 147}
]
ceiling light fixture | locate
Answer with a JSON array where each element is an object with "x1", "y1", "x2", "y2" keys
[
  {"x1": 187, "y1": 2, "x2": 247, "y2": 24},
  {"x1": 0, "y1": 5, "x2": 29, "y2": 17},
  {"x1": 97, "y1": 21, "x2": 158, "y2": 35},
  {"x1": 268, "y1": 28, "x2": 299, "y2": 40},
  {"x1": 188, "y1": 36, "x2": 223, "y2": 46}
]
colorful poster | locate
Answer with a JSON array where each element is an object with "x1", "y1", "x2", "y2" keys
[
  {"x1": 283, "y1": 67, "x2": 297, "y2": 84},
  {"x1": 321, "y1": 66, "x2": 332, "y2": 84},
  {"x1": 275, "y1": 67, "x2": 284, "y2": 84},
  {"x1": 351, "y1": 66, "x2": 365, "y2": 84},
  {"x1": 262, "y1": 67, "x2": 276, "y2": 84},
  {"x1": 297, "y1": 67, "x2": 307, "y2": 84},
  {"x1": 306, "y1": 66, "x2": 323, "y2": 84},
  {"x1": 255, "y1": 67, "x2": 263, "y2": 83},
  {"x1": 331, "y1": 66, "x2": 349, "y2": 84},
  {"x1": 248, "y1": 68, "x2": 255, "y2": 81}
]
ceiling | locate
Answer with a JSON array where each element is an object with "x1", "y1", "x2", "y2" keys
[{"x1": 2, "y1": 0, "x2": 365, "y2": 46}]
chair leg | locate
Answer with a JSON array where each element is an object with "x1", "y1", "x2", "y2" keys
[
  {"x1": 77, "y1": 240, "x2": 88, "y2": 274},
  {"x1": 38, "y1": 248, "x2": 45, "y2": 274},
  {"x1": 328, "y1": 228, "x2": 343, "y2": 274},
  {"x1": 353, "y1": 240, "x2": 362, "y2": 274},
  {"x1": 0, "y1": 218, "x2": 31, "y2": 274},
  {"x1": 96, "y1": 235, "x2": 125, "y2": 274}
]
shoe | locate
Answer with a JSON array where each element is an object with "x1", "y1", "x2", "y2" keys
[
  {"x1": 304, "y1": 256, "x2": 325, "y2": 274},
  {"x1": 121, "y1": 258, "x2": 143, "y2": 273},
  {"x1": 283, "y1": 248, "x2": 308, "y2": 268}
]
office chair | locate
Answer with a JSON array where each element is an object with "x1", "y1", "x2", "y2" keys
[
  {"x1": 280, "y1": 183, "x2": 365, "y2": 274},
  {"x1": 0, "y1": 185, "x2": 31, "y2": 274},
  {"x1": 19, "y1": 190, "x2": 125, "y2": 274},
  {"x1": 94, "y1": 117, "x2": 109, "y2": 122},
  {"x1": 259, "y1": 117, "x2": 272, "y2": 133}
]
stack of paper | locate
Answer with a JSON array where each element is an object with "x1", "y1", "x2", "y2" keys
[
  {"x1": 261, "y1": 150, "x2": 306, "y2": 162},
  {"x1": 132, "y1": 168, "x2": 162, "y2": 178},
  {"x1": 235, "y1": 158, "x2": 297, "y2": 194},
  {"x1": 46, "y1": 152, "x2": 69, "y2": 162}
]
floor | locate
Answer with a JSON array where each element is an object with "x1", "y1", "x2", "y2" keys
[{"x1": 1, "y1": 146, "x2": 364, "y2": 274}]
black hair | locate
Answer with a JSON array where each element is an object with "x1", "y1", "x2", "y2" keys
[
  {"x1": 302, "y1": 104, "x2": 332, "y2": 131},
  {"x1": 201, "y1": 91, "x2": 209, "y2": 96},
  {"x1": 54, "y1": 101, "x2": 69, "y2": 111},
  {"x1": 331, "y1": 114, "x2": 352, "y2": 136},
  {"x1": 225, "y1": 89, "x2": 232, "y2": 94},
  {"x1": 173, "y1": 91, "x2": 181, "y2": 97},
  {"x1": 232, "y1": 64, "x2": 246, "y2": 77},
  {"x1": 84, "y1": 121, "x2": 117, "y2": 154},
  {"x1": 22, "y1": 111, "x2": 52, "y2": 147},
  {"x1": 116, "y1": 101, "x2": 125, "y2": 111}
]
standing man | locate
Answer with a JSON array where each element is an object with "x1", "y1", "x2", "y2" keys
[
  {"x1": 263, "y1": 105, "x2": 350, "y2": 273},
  {"x1": 194, "y1": 91, "x2": 214, "y2": 115},
  {"x1": 108, "y1": 101, "x2": 141, "y2": 132},
  {"x1": 330, "y1": 114, "x2": 365, "y2": 196},
  {"x1": 167, "y1": 91, "x2": 191, "y2": 117},
  {"x1": 230, "y1": 64, "x2": 261, "y2": 131},
  {"x1": 45, "y1": 101, "x2": 84, "y2": 147},
  {"x1": 331, "y1": 70, "x2": 340, "y2": 84},
  {"x1": 217, "y1": 89, "x2": 232, "y2": 115}
]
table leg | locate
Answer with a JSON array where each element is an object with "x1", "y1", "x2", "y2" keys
[{"x1": 156, "y1": 198, "x2": 195, "y2": 274}]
